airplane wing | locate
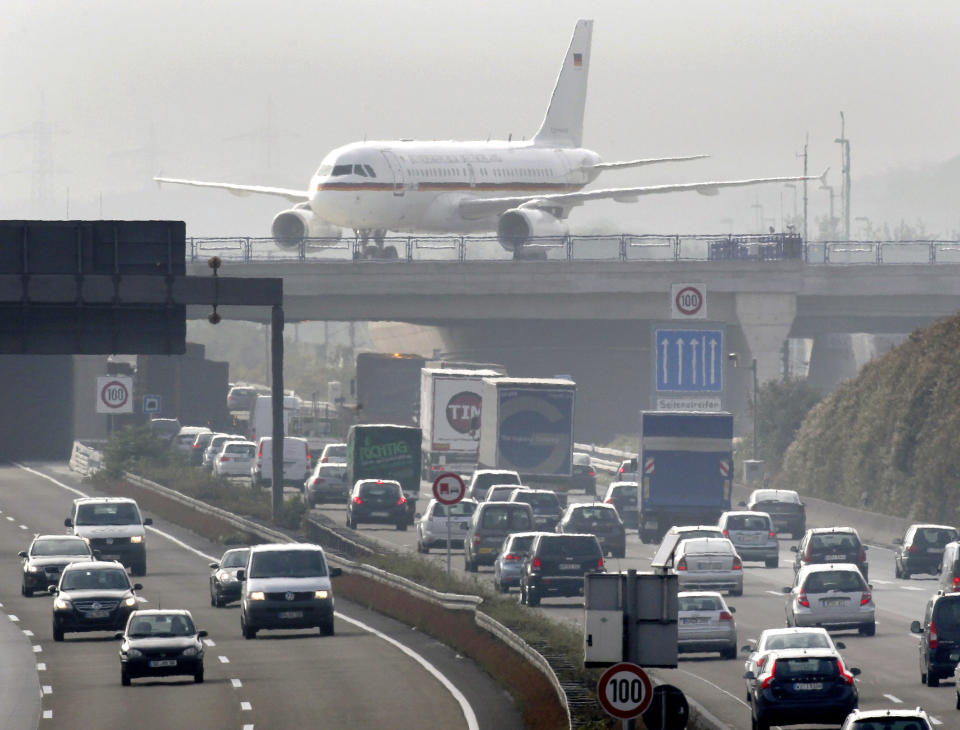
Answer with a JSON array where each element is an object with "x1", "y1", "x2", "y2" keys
[
  {"x1": 582, "y1": 154, "x2": 709, "y2": 171},
  {"x1": 459, "y1": 169, "x2": 828, "y2": 220},
  {"x1": 153, "y1": 176, "x2": 308, "y2": 203}
]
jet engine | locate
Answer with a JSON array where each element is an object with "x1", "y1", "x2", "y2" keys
[
  {"x1": 271, "y1": 204, "x2": 342, "y2": 249},
  {"x1": 496, "y1": 208, "x2": 568, "y2": 254}
]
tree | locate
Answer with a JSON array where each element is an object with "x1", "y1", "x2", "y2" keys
[{"x1": 751, "y1": 378, "x2": 824, "y2": 476}]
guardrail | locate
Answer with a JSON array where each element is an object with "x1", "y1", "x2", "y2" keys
[
  {"x1": 68, "y1": 440, "x2": 106, "y2": 476},
  {"x1": 574, "y1": 442, "x2": 632, "y2": 476},
  {"x1": 186, "y1": 234, "x2": 960, "y2": 265}
]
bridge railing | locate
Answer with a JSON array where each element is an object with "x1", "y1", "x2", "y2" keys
[{"x1": 186, "y1": 234, "x2": 960, "y2": 265}]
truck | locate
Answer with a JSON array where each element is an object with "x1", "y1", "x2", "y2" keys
[
  {"x1": 249, "y1": 394, "x2": 302, "y2": 443},
  {"x1": 477, "y1": 378, "x2": 576, "y2": 488},
  {"x1": 637, "y1": 411, "x2": 734, "y2": 544},
  {"x1": 420, "y1": 368, "x2": 501, "y2": 480},
  {"x1": 354, "y1": 352, "x2": 427, "y2": 426},
  {"x1": 346, "y1": 424, "x2": 422, "y2": 525}
]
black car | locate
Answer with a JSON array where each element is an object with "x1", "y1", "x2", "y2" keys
[
  {"x1": 911, "y1": 591, "x2": 960, "y2": 686},
  {"x1": 745, "y1": 648, "x2": 860, "y2": 730},
  {"x1": 745, "y1": 489, "x2": 806, "y2": 539},
  {"x1": 508, "y1": 489, "x2": 563, "y2": 531},
  {"x1": 117, "y1": 609, "x2": 206, "y2": 685},
  {"x1": 520, "y1": 533, "x2": 604, "y2": 606},
  {"x1": 792, "y1": 527, "x2": 869, "y2": 580},
  {"x1": 558, "y1": 503, "x2": 626, "y2": 558},
  {"x1": 346, "y1": 479, "x2": 407, "y2": 530},
  {"x1": 209, "y1": 547, "x2": 250, "y2": 607},
  {"x1": 19, "y1": 535, "x2": 94, "y2": 597},
  {"x1": 51, "y1": 561, "x2": 142, "y2": 641},
  {"x1": 571, "y1": 453, "x2": 597, "y2": 497},
  {"x1": 603, "y1": 481, "x2": 639, "y2": 529},
  {"x1": 895, "y1": 523, "x2": 959, "y2": 579}
]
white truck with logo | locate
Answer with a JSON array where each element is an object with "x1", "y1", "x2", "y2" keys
[{"x1": 420, "y1": 368, "x2": 501, "y2": 480}]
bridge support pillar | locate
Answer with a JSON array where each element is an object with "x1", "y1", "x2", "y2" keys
[{"x1": 735, "y1": 293, "x2": 797, "y2": 384}]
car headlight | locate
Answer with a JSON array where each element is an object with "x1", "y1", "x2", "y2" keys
[
  {"x1": 129, "y1": 535, "x2": 143, "y2": 544},
  {"x1": 249, "y1": 591, "x2": 265, "y2": 600},
  {"x1": 123, "y1": 596, "x2": 137, "y2": 607},
  {"x1": 217, "y1": 570, "x2": 233, "y2": 582},
  {"x1": 26, "y1": 565, "x2": 39, "y2": 573},
  {"x1": 126, "y1": 648, "x2": 143, "y2": 658},
  {"x1": 54, "y1": 597, "x2": 71, "y2": 610},
  {"x1": 181, "y1": 646, "x2": 199, "y2": 657},
  {"x1": 314, "y1": 590, "x2": 329, "y2": 600}
]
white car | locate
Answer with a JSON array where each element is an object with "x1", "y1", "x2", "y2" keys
[
  {"x1": 203, "y1": 433, "x2": 246, "y2": 469},
  {"x1": 784, "y1": 563, "x2": 875, "y2": 636},
  {"x1": 677, "y1": 591, "x2": 738, "y2": 659},
  {"x1": 416, "y1": 498, "x2": 478, "y2": 552},
  {"x1": 485, "y1": 484, "x2": 531, "y2": 502},
  {"x1": 318, "y1": 442, "x2": 347, "y2": 465},
  {"x1": 212, "y1": 441, "x2": 257, "y2": 478},
  {"x1": 719, "y1": 510, "x2": 779, "y2": 567},
  {"x1": 671, "y1": 537, "x2": 743, "y2": 596},
  {"x1": 741, "y1": 627, "x2": 845, "y2": 702},
  {"x1": 841, "y1": 707, "x2": 933, "y2": 730}
]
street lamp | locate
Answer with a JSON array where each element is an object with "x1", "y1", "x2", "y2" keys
[{"x1": 728, "y1": 353, "x2": 759, "y2": 459}]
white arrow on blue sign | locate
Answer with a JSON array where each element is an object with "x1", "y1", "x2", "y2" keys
[{"x1": 655, "y1": 328, "x2": 723, "y2": 392}]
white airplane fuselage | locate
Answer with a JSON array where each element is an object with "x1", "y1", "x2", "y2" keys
[{"x1": 308, "y1": 140, "x2": 601, "y2": 234}]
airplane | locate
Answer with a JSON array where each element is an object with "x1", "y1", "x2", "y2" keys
[{"x1": 155, "y1": 19, "x2": 824, "y2": 260}]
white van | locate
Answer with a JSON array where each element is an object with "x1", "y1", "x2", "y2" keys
[
  {"x1": 251, "y1": 436, "x2": 311, "y2": 488},
  {"x1": 249, "y1": 395, "x2": 302, "y2": 443},
  {"x1": 939, "y1": 541, "x2": 960, "y2": 593}
]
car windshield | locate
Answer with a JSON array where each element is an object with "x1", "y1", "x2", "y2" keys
[
  {"x1": 933, "y1": 598, "x2": 960, "y2": 627},
  {"x1": 360, "y1": 483, "x2": 400, "y2": 498},
  {"x1": 569, "y1": 507, "x2": 619, "y2": 524},
  {"x1": 803, "y1": 570, "x2": 864, "y2": 593},
  {"x1": 752, "y1": 489, "x2": 799, "y2": 504},
  {"x1": 726, "y1": 515, "x2": 770, "y2": 531},
  {"x1": 194, "y1": 433, "x2": 213, "y2": 448},
  {"x1": 679, "y1": 596, "x2": 724, "y2": 611},
  {"x1": 810, "y1": 533, "x2": 859, "y2": 551},
  {"x1": 61, "y1": 569, "x2": 129, "y2": 591},
  {"x1": 913, "y1": 527, "x2": 958, "y2": 546},
  {"x1": 324, "y1": 445, "x2": 346, "y2": 459},
  {"x1": 226, "y1": 444, "x2": 256, "y2": 457},
  {"x1": 762, "y1": 633, "x2": 831, "y2": 651},
  {"x1": 316, "y1": 465, "x2": 346, "y2": 478},
  {"x1": 31, "y1": 539, "x2": 90, "y2": 557},
  {"x1": 433, "y1": 501, "x2": 476, "y2": 517},
  {"x1": 475, "y1": 473, "x2": 519, "y2": 491},
  {"x1": 480, "y1": 506, "x2": 531, "y2": 531},
  {"x1": 538, "y1": 536, "x2": 599, "y2": 556},
  {"x1": 677, "y1": 529, "x2": 723, "y2": 540},
  {"x1": 507, "y1": 535, "x2": 535, "y2": 554},
  {"x1": 248, "y1": 550, "x2": 328, "y2": 579},
  {"x1": 774, "y1": 657, "x2": 838, "y2": 678},
  {"x1": 220, "y1": 550, "x2": 249, "y2": 568},
  {"x1": 573, "y1": 453, "x2": 591, "y2": 466},
  {"x1": 514, "y1": 493, "x2": 560, "y2": 510},
  {"x1": 75, "y1": 503, "x2": 140, "y2": 526},
  {"x1": 849, "y1": 719, "x2": 930, "y2": 730},
  {"x1": 128, "y1": 614, "x2": 196, "y2": 638}
]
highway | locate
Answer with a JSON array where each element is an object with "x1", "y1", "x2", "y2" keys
[
  {"x1": 0, "y1": 463, "x2": 522, "y2": 730},
  {"x1": 314, "y1": 485, "x2": 958, "y2": 729}
]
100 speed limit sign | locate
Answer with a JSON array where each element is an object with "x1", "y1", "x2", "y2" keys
[
  {"x1": 96, "y1": 376, "x2": 133, "y2": 414},
  {"x1": 671, "y1": 283, "x2": 706, "y2": 319},
  {"x1": 597, "y1": 663, "x2": 654, "y2": 720}
]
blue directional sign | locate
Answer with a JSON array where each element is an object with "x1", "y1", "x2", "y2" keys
[{"x1": 655, "y1": 328, "x2": 723, "y2": 392}]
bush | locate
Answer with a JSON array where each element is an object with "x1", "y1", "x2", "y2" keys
[{"x1": 102, "y1": 425, "x2": 174, "y2": 477}]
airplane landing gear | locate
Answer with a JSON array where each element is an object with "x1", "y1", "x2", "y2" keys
[{"x1": 355, "y1": 229, "x2": 398, "y2": 259}]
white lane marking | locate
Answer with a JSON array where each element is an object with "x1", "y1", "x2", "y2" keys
[
  {"x1": 241, "y1": 701, "x2": 252, "y2": 711},
  {"x1": 675, "y1": 668, "x2": 751, "y2": 709},
  {"x1": 901, "y1": 586, "x2": 924, "y2": 591},
  {"x1": 36, "y1": 663, "x2": 46, "y2": 671},
  {"x1": 5, "y1": 516, "x2": 13, "y2": 521},
  {"x1": 337, "y1": 613, "x2": 480, "y2": 730},
  {"x1": 9, "y1": 615, "x2": 19, "y2": 622},
  {"x1": 218, "y1": 655, "x2": 230, "y2": 664},
  {"x1": 23, "y1": 629, "x2": 34, "y2": 637},
  {"x1": 19, "y1": 524, "x2": 28, "y2": 530},
  {"x1": 765, "y1": 590, "x2": 783, "y2": 596},
  {"x1": 42, "y1": 685, "x2": 51, "y2": 695},
  {"x1": 870, "y1": 578, "x2": 892, "y2": 584},
  {"x1": 18, "y1": 462, "x2": 481, "y2": 729},
  {"x1": 231, "y1": 678, "x2": 242, "y2": 688},
  {"x1": 883, "y1": 693, "x2": 902, "y2": 703},
  {"x1": 930, "y1": 717, "x2": 942, "y2": 726},
  {"x1": 42, "y1": 710, "x2": 52, "y2": 719},
  {"x1": 32, "y1": 645, "x2": 42, "y2": 653},
  {"x1": 203, "y1": 638, "x2": 215, "y2": 647}
]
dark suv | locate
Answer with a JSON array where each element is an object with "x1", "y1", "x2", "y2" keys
[
  {"x1": 895, "y1": 523, "x2": 959, "y2": 579},
  {"x1": 520, "y1": 533, "x2": 604, "y2": 606},
  {"x1": 792, "y1": 527, "x2": 868, "y2": 580},
  {"x1": 51, "y1": 561, "x2": 142, "y2": 641},
  {"x1": 745, "y1": 648, "x2": 860, "y2": 730},
  {"x1": 508, "y1": 489, "x2": 563, "y2": 531},
  {"x1": 558, "y1": 503, "x2": 626, "y2": 558},
  {"x1": 911, "y1": 591, "x2": 960, "y2": 686},
  {"x1": 463, "y1": 502, "x2": 534, "y2": 572},
  {"x1": 745, "y1": 489, "x2": 806, "y2": 539},
  {"x1": 571, "y1": 453, "x2": 597, "y2": 497},
  {"x1": 603, "y1": 481, "x2": 639, "y2": 529},
  {"x1": 346, "y1": 479, "x2": 407, "y2": 530}
]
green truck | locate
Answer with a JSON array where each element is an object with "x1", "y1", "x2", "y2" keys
[{"x1": 346, "y1": 424, "x2": 422, "y2": 525}]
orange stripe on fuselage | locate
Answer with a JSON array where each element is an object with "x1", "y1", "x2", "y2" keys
[{"x1": 315, "y1": 182, "x2": 582, "y2": 193}]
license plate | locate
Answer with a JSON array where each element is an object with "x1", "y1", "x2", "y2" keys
[
  {"x1": 822, "y1": 598, "x2": 846, "y2": 607},
  {"x1": 950, "y1": 652, "x2": 960, "y2": 661},
  {"x1": 928, "y1": 547, "x2": 942, "y2": 553},
  {"x1": 149, "y1": 659, "x2": 177, "y2": 668},
  {"x1": 478, "y1": 547, "x2": 494, "y2": 554},
  {"x1": 741, "y1": 535, "x2": 759, "y2": 544},
  {"x1": 681, "y1": 617, "x2": 708, "y2": 624},
  {"x1": 793, "y1": 682, "x2": 823, "y2": 691},
  {"x1": 85, "y1": 610, "x2": 110, "y2": 618},
  {"x1": 278, "y1": 610, "x2": 303, "y2": 619},
  {"x1": 371, "y1": 511, "x2": 389, "y2": 517},
  {"x1": 560, "y1": 563, "x2": 581, "y2": 570},
  {"x1": 697, "y1": 562, "x2": 722, "y2": 570},
  {"x1": 826, "y1": 554, "x2": 845, "y2": 560}
]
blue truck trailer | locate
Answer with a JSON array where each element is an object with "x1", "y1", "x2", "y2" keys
[{"x1": 638, "y1": 411, "x2": 733, "y2": 543}]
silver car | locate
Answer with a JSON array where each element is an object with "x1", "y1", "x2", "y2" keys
[
  {"x1": 677, "y1": 591, "x2": 737, "y2": 658},
  {"x1": 784, "y1": 563, "x2": 875, "y2": 636},
  {"x1": 741, "y1": 627, "x2": 844, "y2": 702},
  {"x1": 493, "y1": 532, "x2": 542, "y2": 592},
  {"x1": 719, "y1": 510, "x2": 779, "y2": 568},
  {"x1": 416, "y1": 498, "x2": 478, "y2": 552},
  {"x1": 671, "y1": 537, "x2": 743, "y2": 596},
  {"x1": 485, "y1": 484, "x2": 530, "y2": 502}
]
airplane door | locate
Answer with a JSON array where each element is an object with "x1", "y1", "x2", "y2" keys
[
  {"x1": 466, "y1": 163, "x2": 476, "y2": 189},
  {"x1": 381, "y1": 150, "x2": 406, "y2": 196}
]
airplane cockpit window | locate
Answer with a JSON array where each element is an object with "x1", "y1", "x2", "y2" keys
[
  {"x1": 353, "y1": 164, "x2": 368, "y2": 177},
  {"x1": 331, "y1": 164, "x2": 353, "y2": 176},
  {"x1": 364, "y1": 164, "x2": 376, "y2": 178},
  {"x1": 316, "y1": 164, "x2": 333, "y2": 177}
]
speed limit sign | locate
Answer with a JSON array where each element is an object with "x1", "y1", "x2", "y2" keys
[
  {"x1": 671, "y1": 283, "x2": 706, "y2": 319},
  {"x1": 96, "y1": 376, "x2": 133, "y2": 414},
  {"x1": 597, "y1": 662, "x2": 654, "y2": 720}
]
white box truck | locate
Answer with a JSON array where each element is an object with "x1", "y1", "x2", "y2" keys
[{"x1": 249, "y1": 394, "x2": 302, "y2": 443}]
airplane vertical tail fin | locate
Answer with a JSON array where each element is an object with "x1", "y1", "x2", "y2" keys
[{"x1": 532, "y1": 19, "x2": 593, "y2": 148}]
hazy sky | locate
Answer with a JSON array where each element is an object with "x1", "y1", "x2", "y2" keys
[{"x1": 4, "y1": 1, "x2": 960, "y2": 235}]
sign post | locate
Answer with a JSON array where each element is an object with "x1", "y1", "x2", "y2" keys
[
  {"x1": 432, "y1": 472, "x2": 466, "y2": 574},
  {"x1": 597, "y1": 662, "x2": 653, "y2": 727}
]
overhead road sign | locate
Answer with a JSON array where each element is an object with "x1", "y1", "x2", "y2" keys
[
  {"x1": 654, "y1": 327, "x2": 724, "y2": 393},
  {"x1": 597, "y1": 662, "x2": 654, "y2": 720}
]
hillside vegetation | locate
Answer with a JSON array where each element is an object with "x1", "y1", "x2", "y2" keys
[{"x1": 778, "y1": 314, "x2": 960, "y2": 521}]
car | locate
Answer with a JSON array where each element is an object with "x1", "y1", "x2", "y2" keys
[
  {"x1": 227, "y1": 384, "x2": 266, "y2": 413},
  {"x1": 939, "y1": 541, "x2": 960, "y2": 593},
  {"x1": 792, "y1": 527, "x2": 869, "y2": 580},
  {"x1": 318, "y1": 442, "x2": 347, "y2": 465},
  {"x1": 203, "y1": 433, "x2": 246, "y2": 469},
  {"x1": 745, "y1": 647, "x2": 860, "y2": 730},
  {"x1": 117, "y1": 609, "x2": 207, "y2": 685},
  {"x1": 616, "y1": 458, "x2": 638, "y2": 482},
  {"x1": 209, "y1": 547, "x2": 250, "y2": 607},
  {"x1": 346, "y1": 479, "x2": 408, "y2": 530},
  {"x1": 719, "y1": 510, "x2": 779, "y2": 568},
  {"x1": 172, "y1": 425, "x2": 212, "y2": 454},
  {"x1": 189, "y1": 430, "x2": 215, "y2": 465},
  {"x1": 416, "y1": 498, "x2": 478, "y2": 552},
  {"x1": 670, "y1": 537, "x2": 743, "y2": 596},
  {"x1": 677, "y1": 590, "x2": 738, "y2": 659},
  {"x1": 212, "y1": 440, "x2": 258, "y2": 478},
  {"x1": 463, "y1": 501, "x2": 535, "y2": 572},
  {"x1": 744, "y1": 488, "x2": 806, "y2": 539},
  {"x1": 558, "y1": 503, "x2": 626, "y2": 558},
  {"x1": 486, "y1": 484, "x2": 531, "y2": 502},
  {"x1": 602, "y1": 481, "x2": 639, "y2": 529},
  {"x1": 508, "y1": 489, "x2": 563, "y2": 531},
  {"x1": 148, "y1": 417, "x2": 181, "y2": 444},
  {"x1": 238, "y1": 543, "x2": 341, "y2": 639},
  {"x1": 19, "y1": 535, "x2": 95, "y2": 597},
  {"x1": 660, "y1": 524, "x2": 725, "y2": 548},
  {"x1": 519, "y1": 532, "x2": 605, "y2": 606},
  {"x1": 785, "y1": 563, "x2": 875, "y2": 635},
  {"x1": 51, "y1": 560, "x2": 142, "y2": 641},
  {"x1": 894, "y1": 523, "x2": 959, "y2": 579},
  {"x1": 570, "y1": 452, "x2": 597, "y2": 497},
  {"x1": 741, "y1": 628, "x2": 845, "y2": 702},
  {"x1": 910, "y1": 590, "x2": 960, "y2": 686},
  {"x1": 493, "y1": 532, "x2": 542, "y2": 592},
  {"x1": 251, "y1": 436, "x2": 311, "y2": 488},
  {"x1": 465, "y1": 469, "x2": 521, "y2": 501},
  {"x1": 303, "y1": 463, "x2": 349, "y2": 506},
  {"x1": 841, "y1": 707, "x2": 933, "y2": 730},
  {"x1": 65, "y1": 497, "x2": 152, "y2": 576}
]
